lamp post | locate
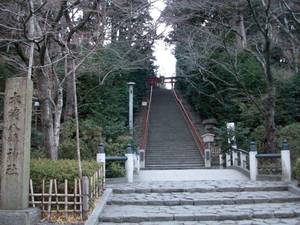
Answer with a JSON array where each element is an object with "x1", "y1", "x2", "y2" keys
[{"x1": 128, "y1": 82, "x2": 135, "y2": 136}]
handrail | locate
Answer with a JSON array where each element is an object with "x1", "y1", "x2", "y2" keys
[
  {"x1": 256, "y1": 153, "x2": 281, "y2": 159},
  {"x1": 106, "y1": 156, "x2": 128, "y2": 161},
  {"x1": 172, "y1": 88, "x2": 205, "y2": 158},
  {"x1": 229, "y1": 147, "x2": 249, "y2": 155},
  {"x1": 139, "y1": 85, "x2": 153, "y2": 151}
]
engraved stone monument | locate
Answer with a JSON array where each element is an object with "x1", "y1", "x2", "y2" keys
[{"x1": 0, "y1": 78, "x2": 40, "y2": 225}]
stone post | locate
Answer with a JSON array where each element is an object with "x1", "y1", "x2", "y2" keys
[
  {"x1": 128, "y1": 82, "x2": 135, "y2": 136},
  {"x1": 249, "y1": 141, "x2": 258, "y2": 181},
  {"x1": 219, "y1": 154, "x2": 223, "y2": 168},
  {"x1": 202, "y1": 133, "x2": 214, "y2": 168},
  {"x1": 240, "y1": 153, "x2": 247, "y2": 169},
  {"x1": 125, "y1": 144, "x2": 134, "y2": 183},
  {"x1": 0, "y1": 78, "x2": 40, "y2": 225},
  {"x1": 139, "y1": 149, "x2": 145, "y2": 168},
  {"x1": 226, "y1": 152, "x2": 231, "y2": 167},
  {"x1": 135, "y1": 150, "x2": 140, "y2": 174},
  {"x1": 1, "y1": 78, "x2": 32, "y2": 209},
  {"x1": 96, "y1": 143, "x2": 106, "y2": 183},
  {"x1": 232, "y1": 150, "x2": 238, "y2": 166},
  {"x1": 281, "y1": 140, "x2": 291, "y2": 182}
]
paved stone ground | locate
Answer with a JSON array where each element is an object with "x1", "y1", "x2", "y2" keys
[
  {"x1": 108, "y1": 191, "x2": 300, "y2": 205},
  {"x1": 135, "y1": 169, "x2": 248, "y2": 182},
  {"x1": 99, "y1": 202, "x2": 300, "y2": 223},
  {"x1": 108, "y1": 180, "x2": 288, "y2": 194},
  {"x1": 100, "y1": 177, "x2": 300, "y2": 225},
  {"x1": 100, "y1": 218, "x2": 300, "y2": 225}
]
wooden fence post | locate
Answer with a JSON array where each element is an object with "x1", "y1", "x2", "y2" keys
[{"x1": 82, "y1": 176, "x2": 89, "y2": 219}]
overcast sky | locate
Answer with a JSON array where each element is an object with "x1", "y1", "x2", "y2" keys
[{"x1": 150, "y1": 0, "x2": 176, "y2": 80}]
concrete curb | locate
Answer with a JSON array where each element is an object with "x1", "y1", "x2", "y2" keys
[{"x1": 84, "y1": 188, "x2": 112, "y2": 225}]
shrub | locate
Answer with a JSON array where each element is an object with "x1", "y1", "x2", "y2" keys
[
  {"x1": 295, "y1": 158, "x2": 300, "y2": 183},
  {"x1": 59, "y1": 119, "x2": 102, "y2": 160},
  {"x1": 276, "y1": 123, "x2": 300, "y2": 165},
  {"x1": 30, "y1": 159, "x2": 102, "y2": 185}
]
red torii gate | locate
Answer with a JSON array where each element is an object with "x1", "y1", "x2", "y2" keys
[{"x1": 146, "y1": 76, "x2": 180, "y2": 86}]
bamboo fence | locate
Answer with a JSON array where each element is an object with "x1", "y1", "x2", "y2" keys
[{"x1": 29, "y1": 165, "x2": 105, "y2": 219}]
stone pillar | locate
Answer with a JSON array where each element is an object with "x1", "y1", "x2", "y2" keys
[
  {"x1": 232, "y1": 150, "x2": 238, "y2": 166},
  {"x1": 139, "y1": 149, "x2": 145, "y2": 168},
  {"x1": 0, "y1": 78, "x2": 33, "y2": 209},
  {"x1": 202, "y1": 133, "x2": 214, "y2": 168},
  {"x1": 135, "y1": 151, "x2": 140, "y2": 174},
  {"x1": 240, "y1": 153, "x2": 247, "y2": 169},
  {"x1": 96, "y1": 143, "x2": 106, "y2": 183},
  {"x1": 219, "y1": 154, "x2": 223, "y2": 168},
  {"x1": 281, "y1": 140, "x2": 291, "y2": 182},
  {"x1": 226, "y1": 152, "x2": 231, "y2": 167},
  {"x1": 128, "y1": 82, "x2": 135, "y2": 136},
  {"x1": 249, "y1": 141, "x2": 258, "y2": 181},
  {"x1": 125, "y1": 144, "x2": 134, "y2": 183},
  {"x1": 0, "y1": 78, "x2": 40, "y2": 225}
]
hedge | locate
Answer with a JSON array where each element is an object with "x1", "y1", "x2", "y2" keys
[
  {"x1": 30, "y1": 159, "x2": 102, "y2": 185},
  {"x1": 295, "y1": 158, "x2": 300, "y2": 184}
]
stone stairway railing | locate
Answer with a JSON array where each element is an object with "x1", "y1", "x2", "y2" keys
[
  {"x1": 96, "y1": 144, "x2": 140, "y2": 183},
  {"x1": 223, "y1": 140, "x2": 292, "y2": 182}
]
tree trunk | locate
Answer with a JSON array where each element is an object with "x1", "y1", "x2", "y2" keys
[
  {"x1": 64, "y1": 57, "x2": 75, "y2": 121},
  {"x1": 263, "y1": 86, "x2": 276, "y2": 152},
  {"x1": 54, "y1": 86, "x2": 63, "y2": 149},
  {"x1": 72, "y1": 60, "x2": 82, "y2": 179},
  {"x1": 263, "y1": 36, "x2": 276, "y2": 152},
  {"x1": 236, "y1": 14, "x2": 247, "y2": 49},
  {"x1": 37, "y1": 70, "x2": 58, "y2": 160}
]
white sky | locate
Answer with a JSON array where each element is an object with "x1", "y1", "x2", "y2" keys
[{"x1": 150, "y1": 0, "x2": 176, "y2": 82}]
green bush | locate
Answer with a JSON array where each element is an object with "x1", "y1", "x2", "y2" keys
[
  {"x1": 59, "y1": 119, "x2": 102, "y2": 160},
  {"x1": 295, "y1": 158, "x2": 300, "y2": 183},
  {"x1": 276, "y1": 123, "x2": 300, "y2": 165},
  {"x1": 106, "y1": 162, "x2": 126, "y2": 178},
  {"x1": 30, "y1": 159, "x2": 102, "y2": 185}
]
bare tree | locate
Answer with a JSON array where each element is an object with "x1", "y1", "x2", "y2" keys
[{"x1": 163, "y1": 0, "x2": 298, "y2": 151}]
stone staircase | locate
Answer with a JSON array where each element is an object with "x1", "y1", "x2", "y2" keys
[
  {"x1": 145, "y1": 88, "x2": 204, "y2": 170},
  {"x1": 98, "y1": 180, "x2": 300, "y2": 224}
]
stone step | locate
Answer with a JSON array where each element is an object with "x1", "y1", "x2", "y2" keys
[
  {"x1": 107, "y1": 191, "x2": 300, "y2": 206},
  {"x1": 145, "y1": 155, "x2": 201, "y2": 159},
  {"x1": 145, "y1": 165, "x2": 204, "y2": 170},
  {"x1": 111, "y1": 181, "x2": 288, "y2": 194},
  {"x1": 99, "y1": 217, "x2": 300, "y2": 225},
  {"x1": 144, "y1": 166, "x2": 204, "y2": 170},
  {"x1": 99, "y1": 202, "x2": 300, "y2": 223},
  {"x1": 145, "y1": 161, "x2": 203, "y2": 165}
]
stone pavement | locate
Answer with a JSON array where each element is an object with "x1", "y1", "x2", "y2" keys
[
  {"x1": 134, "y1": 169, "x2": 248, "y2": 182},
  {"x1": 100, "y1": 218, "x2": 300, "y2": 225},
  {"x1": 98, "y1": 170, "x2": 300, "y2": 225}
]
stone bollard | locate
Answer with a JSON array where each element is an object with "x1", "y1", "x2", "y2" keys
[
  {"x1": 125, "y1": 144, "x2": 134, "y2": 183},
  {"x1": 281, "y1": 139, "x2": 291, "y2": 182},
  {"x1": 202, "y1": 133, "x2": 214, "y2": 168},
  {"x1": 139, "y1": 149, "x2": 145, "y2": 168},
  {"x1": 135, "y1": 150, "x2": 140, "y2": 174},
  {"x1": 240, "y1": 153, "x2": 247, "y2": 169},
  {"x1": 232, "y1": 150, "x2": 238, "y2": 167},
  {"x1": 96, "y1": 143, "x2": 106, "y2": 183},
  {"x1": 249, "y1": 141, "x2": 258, "y2": 181},
  {"x1": 219, "y1": 154, "x2": 223, "y2": 168},
  {"x1": 226, "y1": 152, "x2": 231, "y2": 167}
]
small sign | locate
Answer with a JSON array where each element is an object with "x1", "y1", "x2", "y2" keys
[{"x1": 142, "y1": 101, "x2": 148, "y2": 106}]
